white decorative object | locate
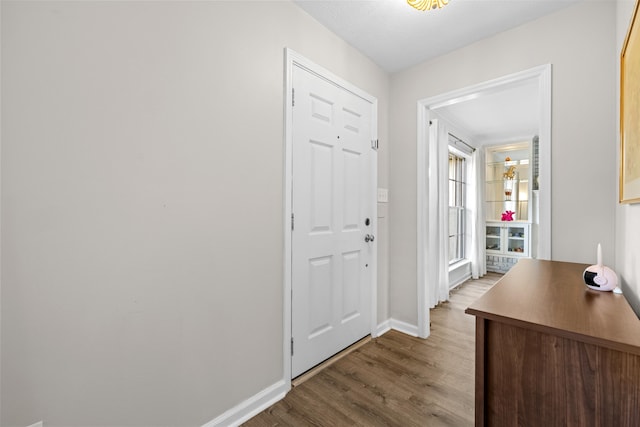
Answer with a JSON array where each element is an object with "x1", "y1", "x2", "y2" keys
[{"x1": 583, "y1": 243, "x2": 618, "y2": 292}]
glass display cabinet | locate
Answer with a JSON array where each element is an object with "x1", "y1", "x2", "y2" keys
[
  {"x1": 485, "y1": 159, "x2": 530, "y2": 222},
  {"x1": 485, "y1": 143, "x2": 534, "y2": 272},
  {"x1": 485, "y1": 222, "x2": 530, "y2": 257}
]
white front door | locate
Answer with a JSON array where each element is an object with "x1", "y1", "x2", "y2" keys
[{"x1": 291, "y1": 65, "x2": 374, "y2": 378}]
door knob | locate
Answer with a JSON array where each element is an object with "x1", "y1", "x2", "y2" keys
[{"x1": 364, "y1": 234, "x2": 375, "y2": 243}]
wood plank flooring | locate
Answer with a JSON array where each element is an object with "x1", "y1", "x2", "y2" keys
[{"x1": 243, "y1": 272, "x2": 502, "y2": 427}]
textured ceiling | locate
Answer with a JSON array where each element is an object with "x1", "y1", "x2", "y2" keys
[
  {"x1": 293, "y1": 0, "x2": 582, "y2": 73},
  {"x1": 293, "y1": 0, "x2": 576, "y2": 144}
]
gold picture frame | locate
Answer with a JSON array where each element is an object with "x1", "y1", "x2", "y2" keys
[{"x1": 621, "y1": 0, "x2": 640, "y2": 203}]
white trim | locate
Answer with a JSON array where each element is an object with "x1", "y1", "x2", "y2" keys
[
  {"x1": 389, "y1": 318, "x2": 420, "y2": 337},
  {"x1": 201, "y1": 380, "x2": 288, "y2": 427},
  {"x1": 377, "y1": 318, "x2": 422, "y2": 338},
  {"x1": 285, "y1": 50, "x2": 378, "y2": 104},
  {"x1": 537, "y1": 67, "x2": 552, "y2": 260},
  {"x1": 416, "y1": 104, "x2": 430, "y2": 339},
  {"x1": 450, "y1": 274, "x2": 472, "y2": 290},
  {"x1": 416, "y1": 64, "x2": 553, "y2": 339},
  {"x1": 376, "y1": 319, "x2": 392, "y2": 336},
  {"x1": 283, "y1": 48, "x2": 378, "y2": 383},
  {"x1": 425, "y1": 65, "x2": 551, "y2": 110},
  {"x1": 282, "y1": 48, "x2": 294, "y2": 394},
  {"x1": 370, "y1": 103, "x2": 379, "y2": 338},
  {"x1": 449, "y1": 259, "x2": 472, "y2": 290}
]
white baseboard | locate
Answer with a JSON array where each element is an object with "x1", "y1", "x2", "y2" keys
[
  {"x1": 376, "y1": 319, "x2": 392, "y2": 336},
  {"x1": 202, "y1": 380, "x2": 288, "y2": 427},
  {"x1": 203, "y1": 319, "x2": 420, "y2": 427},
  {"x1": 27, "y1": 423, "x2": 43, "y2": 427},
  {"x1": 450, "y1": 273, "x2": 472, "y2": 290},
  {"x1": 378, "y1": 318, "x2": 420, "y2": 337},
  {"x1": 377, "y1": 318, "x2": 419, "y2": 337},
  {"x1": 389, "y1": 318, "x2": 419, "y2": 337}
]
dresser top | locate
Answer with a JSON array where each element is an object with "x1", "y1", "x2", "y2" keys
[{"x1": 466, "y1": 259, "x2": 640, "y2": 355}]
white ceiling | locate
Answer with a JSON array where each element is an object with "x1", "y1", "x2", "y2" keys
[
  {"x1": 293, "y1": 0, "x2": 583, "y2": 144},
  {"x1": 293, "y1": 0, "x2": 582, "y2": 73}
]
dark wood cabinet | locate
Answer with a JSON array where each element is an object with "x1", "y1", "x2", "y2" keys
[{"x1": 466, "y1": 259, "x2": 640, "y2": 426}]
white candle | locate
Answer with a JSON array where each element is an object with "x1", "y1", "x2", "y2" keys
[{"x1": 597, "y1": 243, "x2": 602, "y2": 267}]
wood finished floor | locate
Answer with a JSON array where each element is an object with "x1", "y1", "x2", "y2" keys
[{"x1": 243, "y1": 272, "x2": 502, "y2": 427}]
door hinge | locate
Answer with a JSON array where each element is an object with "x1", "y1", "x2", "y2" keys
[
  {"x1": 292, "y1": 88, "x2": 295, "y2": 107},
  {"x1": 371, "y1": 139, "x2": 379, "y2": 150},
  {"x1": 291, "y1": 337, "x2": 294, "y2": 356},
  {"x1": 291, "y1": 213, "x2": 294, "y2": 230}
]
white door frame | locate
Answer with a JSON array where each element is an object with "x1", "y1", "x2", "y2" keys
[
  {"x1": 416, "y1": 64, "x2": 552, "y2": 339},
  {"x1": 283, "y1": 48, "x2": 378, "y2": 386}
]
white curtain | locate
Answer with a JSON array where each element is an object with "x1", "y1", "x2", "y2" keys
[
  {"x1": 469, "y1": 148, "x2": 487, "y2": 279},
  {"x1": 427, "y1": 119, "x2": 449, "y2": 307}
]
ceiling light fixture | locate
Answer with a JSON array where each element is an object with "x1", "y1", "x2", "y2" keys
[{"x1": 407, "y1": 0, "x2": 449, "y2": 12}]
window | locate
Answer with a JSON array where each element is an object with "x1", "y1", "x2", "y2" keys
[{"x1": 449, "y1": 151, "x2": 467, "y2": 264}]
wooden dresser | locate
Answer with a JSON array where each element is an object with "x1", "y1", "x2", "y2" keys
[{"x1": 465, "y1": 259, "x2": 640, "y2": 426}]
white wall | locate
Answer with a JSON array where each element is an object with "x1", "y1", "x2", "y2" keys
[
  {"x1": 389, "y1": 1, "x2": 617, "y2": 325},
  {"x1": 616, "y1": 0, "x2": 640, "y2": 315},
  {"x1": 0, "y1": 2, "x2": 389, "y2": 426}
]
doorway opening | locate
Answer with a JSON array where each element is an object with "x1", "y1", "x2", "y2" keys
[{"x1": 416, "y1": 65, "x2": 552, "y2": 338}]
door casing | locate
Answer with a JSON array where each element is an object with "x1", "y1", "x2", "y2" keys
[{"x1": 416, "y1": 64, "x2": 552, "y2": 339}]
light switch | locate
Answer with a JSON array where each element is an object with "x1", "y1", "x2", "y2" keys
[{"x1": 377, "y1": 188, "x2": 388, "y2": 203}]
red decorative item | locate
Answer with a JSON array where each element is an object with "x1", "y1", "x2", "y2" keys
[{"x1": 501, "y1": 210, "x2": 515, "y2": 221}]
